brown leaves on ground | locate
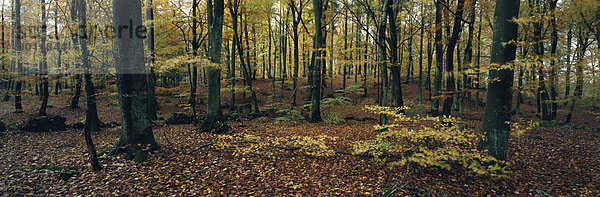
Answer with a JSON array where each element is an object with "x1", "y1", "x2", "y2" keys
[{"x1": 0, "y1": 79, "x2": 599, "y2": 196}]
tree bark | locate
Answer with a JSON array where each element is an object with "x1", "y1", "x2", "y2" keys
[
  {"x1": 310, "y1": 0, "x2": 324, "y2": 122},
  {"x1": 113, "y1": 0, "x2": 159, "y2": 158},
  {"x1": 38, "y1": 0, "x2": 49, "y2": 117},
  {"x1": 442, "y1": 0, "x2": 465, "y2": 117},
  {"x1": 430, "y1": 0, "x2": 443, "y2": 117},
  {"x1": 479, "y1": 0, "x2": 520, "y2": 161},
  {"x1": 199, "y1": 0, "x2": 227, "y2": 133}
]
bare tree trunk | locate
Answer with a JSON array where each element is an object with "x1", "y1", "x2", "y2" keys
[
  {"x1": 442, "y1": 0, "x2": 465, "y2": 117},
  {"x1": 479, "y1": 0, "x2": 520, "y2": 161},
  {"x1": 38, "y1": 0, "x2": 49, "y2": 117}
]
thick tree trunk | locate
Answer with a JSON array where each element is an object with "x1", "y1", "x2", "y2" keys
[
  {"x1": 235, "y1": 8, "x2": 259, "y2": 113},
  {"x1": 78, "y1": 0, "x2": 100, "y2": 133},
  {"x1": 417, "y1": 3, "x2": 424, "y2": 103},
  {"x1": 113, "y1": 0, "x2": 159, "y2": 159},
  {"x1": 290, "y1": 0, "x2": 302, "y2": 106},
  {"x1": 146, "y1": 0, "x2": 158, "y2": 120},
  {"x1": 479, "y1": 0, "x2": 520, "y2": 161},
  {"x1": 12, "y1": 0, "x2": 22, "y2": 112},
  {"x1": 199, "y1": 0, "x2": 227, "y2": 133},
  {"x1": 69, "y1": 0, "x2": 81, "y2": 109},
  {"x1": 388, "y1": 0, "x2": 404, "y2": 111},
  {"x1": 430, "y1": 0, "x2": 443, "y2": 117},
  {"x1": 549, "y1": 0, "x2": 558, "y2": 120},
  {"x1": 566, "y1": 29, "x2": 588, "y2": 123}
]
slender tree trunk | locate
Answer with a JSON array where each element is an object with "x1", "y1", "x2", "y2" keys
[
  {"x1": 479, "y1": 0, "x2": 520, "y2": 161},
  {"x1": 70, "y1": 0, "x2": 81, "y2": 109},
  {"x1": 566, "y1": 29, "x2": 588, "y2": 123},
  {"x1": 417, "y1": 3, "x2": 424, "y2": 103},
  {"x1": 459, "y1": 0, "x2": 477, "y2": 130},
  {"x1": 430, "y1": 0, "x2": 443, "y2": 117},
  {"x1": 442, "y1": 0, "x2": 465, "y2": 117},
  {"x1": 38, "y1": 0, "x2": 49, "y2": 117},
  {"x1": 389, "y1": 0, "x2": 404, "y2": 111},
  {"x1": 342, "y1": 4, "x2": 348, "y2": 91},
  {"x1": 290, "y1": 0, "x2": 302, "y2": 106},
  {"x1": 146, "y1": 0, "x2": 158, "y2": 120},
  {"x1": 235, "y1": 8, "x2": 259, "y2": 113},
  {"x1": 378, "y1": 0, "x2": 391, "y2": 125},
  {"x1": 549, "y1": 0, "x2": 558, "y2": 120},
  {"x1": 12, "y1": 0, "x2": 22, "y2": 112},
  {"x1": 565, "y1": 26, "x2": 572, "y2": 100}
]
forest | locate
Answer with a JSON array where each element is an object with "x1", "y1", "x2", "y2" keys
[{"x1": 0, "y1": 0, "x2": 599, "y2": 195}]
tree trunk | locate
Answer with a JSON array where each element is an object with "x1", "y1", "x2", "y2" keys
[
  {"x1": 430, "y1": 0, "x2": 443, "y2": 117},
  {"x1": 388, "y1": 0, "x2": 404, "y2": 112},
  {"x1": 38, "y1": 0, "x2": 49, "y2": 117},
  {"x1": 378, "y1": 0, "x2": 391, "y2": 125},
  {"x1": 199, "y1": 0, "x2": 227, "y2": 133},
  {"x1": 442, "y1": 0, "x2": 465, "y2": 117},
  {"x1": 113, "y1": 0, "x2": 159, "y2": 159},
  {"x1": 78, "y1": 0, "x2": 100, "y2": 133},
  {"x1": 310, "y1": 0, "x2": 324, "y2": 123},
  {"x1": 479, "y1": 0, "x2": 520, "y2": 161}
]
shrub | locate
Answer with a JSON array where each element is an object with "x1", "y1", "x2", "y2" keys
[
  {"x1": 352, "y1": 105, "x2": 507, "y2": 175},
  {"x1": 274, "y1": 109, "x2": 305, "y2": 123}
]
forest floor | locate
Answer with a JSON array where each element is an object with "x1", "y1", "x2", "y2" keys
[{"x1": 0, "y1": 76, "x2": 599, "y2": 196}]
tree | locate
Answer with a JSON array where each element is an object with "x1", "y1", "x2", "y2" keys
[
  {"x1": 70, "y1": 0, "x2": 82, "y2": 109},
  {"x1": 389, "y1": 0, "x2": 404, "y2": 112},
  {"x1": 199, "y1": 0, "x2": 227, "y2": 133},
  {"x1": 378, "y1": 0, "x2": 390, "y2": 125},
  {"x1": 38, "y1": 0, "x2": 49, "y2": 117},
  {"x1": 479, "y1": 0, "x2": 520, "y2": 161},
  {"x1": 430, "y1": 0, "x2": 443, "y2": 117},
  {"x1": 11, "y1": 0, "x2": 22, "y2": 112},
  {"x1": 113, "y1": 0, "x2": 159, "y2": 159},
  {"x1": 289, "y1": 0, "x2": 303, "y2": 106},
  {"x1": 78, "y1": 0, "x2": 101, "y2": 170},
  {"x1": 146, "y1": 0, "x2": 159, "y2": 120},
  {"x1": 441, "y1": 0, "x2": 465, "y2": 117},
  {"x1": 310, "y1": 0, "x2": 324, "y2": 123}
]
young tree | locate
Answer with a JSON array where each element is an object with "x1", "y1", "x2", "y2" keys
[
  {"x1": 78, "y1": 0, "x2": 101, "y2": 170},
  {"x1": 38, "y1": 0, "x2": 49, "y2": 117},
  {"x1": 70, "y1": 0, "x2": 82, "y2": 109},
  {"x1": 479, "y1": 0, "x2": 520, "y2": 161},
  {"x1": 199, "y1": 0, "x2": 227, "y2": 133},
  {"x1": 146, "y1": 0, "x2": 158, "y2": 120},
  {"x1": 12, "y1": 0, "x2": 23, "y2": 112},
  {"x1": 430, "y1": 0, "x2": 443, "y2": 117},
  {"x1": 113, "y1": 0, "x2": 159, "y2": 158},
  {"x1": 289, "y1": 0, "x2": 303, "y2": 106},
  {"x1": 441, "y1": 0, "x2": 465, "y2": 116}
]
